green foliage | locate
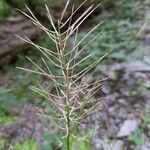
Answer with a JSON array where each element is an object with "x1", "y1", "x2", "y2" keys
[
  {"x1": 12, "y1": 139, "x2": 37, "y2": 150},
  {"x1": 0, "y1": 139, "x2": 5, "y2": 150},
  {"x1": 0, "y1": 87, "x2": 23, "y2": 123},
  {"x1": 0, "y1": 139, "x2": 37, "y2": 150},
  {"x1": 141, "y1": 112, "x2": 150, "y2": 124},
  {"x1": 128, "y1": 130, "x2": 144, "y2": 145},
  {"x1": 128, "y1": 112, "x2": 150, "y2": 146},
  {"x1": 130, "y1": 80, "x2": 147, "y2": 96},
  {"x1": 40, "y1": 133, "x2": 62, "y2": 150},
  {"x1": 35, "y1": 34, "x2": 59, "y2": 74},
  {"x1": 0, "y1": 88, "x2": 24, "y2": 114},
  {"x1": 140, "y1": 112, "x2": 150, "y2": 133},
  {"x1": 0, "y1": 111, "x2": 16, "y2": 123},
  {"x1": 114, "y1": 0, "x2": 141, "y2": 19},
  {"x1": 0, "y1": 0, "x2": 11, "y2": 18},
  {"x1": 40, "y1": 132, "x2": 92, "y2": 150},
  {"x1": 71, "y1": 140, "x2": 89, "y2": 150},
  {"x1": 0, "y1": 70, "x2": 42, "y2": 110},
  {"x1": 37, "y1": 34, "x2": 55, "y2": 50},
  {"x1": 0, "y1": 65, "x2": 43, "y2": 123},
  {"x1": 71, "y1": 138, "x2": 90, "y2": 150}
]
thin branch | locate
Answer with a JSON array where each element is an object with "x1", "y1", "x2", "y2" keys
[
  {"x1": 60, "y1": 0, "x2": 70, "y2": 22},
  {"x1": 60, "y1": 0, "x2": 88, "y2": 29},
  {"x1": 45, "y1": 4, "x2": 59, "y2": 36}
]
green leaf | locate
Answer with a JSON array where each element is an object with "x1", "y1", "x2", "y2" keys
[
  {"x1": 40, "y1": 133, "x2": 62, "y2": 150},
  {"x1": 12, "y1": 139, "x2": 37, "y2": 150},
  {"x1": 128, "y1": 130, "x2": 144, "y2": 145},
  {"x1": 71, "y1": 139, "x2": 90, "y2": 150},
  {"x1": 141, "y1": 113, "x2": 150, "y2": 123}
]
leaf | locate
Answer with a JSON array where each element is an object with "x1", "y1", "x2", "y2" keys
[
  {"x1": 128, "y1": 130, "x2": 144, "y2": 145},
  {"x1": 71, "y1": 139, "x2": 90, "y2": 150},
  {"x1": 0, "y1": 93, "x2": 24, "y2": 114},
  {"x1": 40, "y1": 133, "x2": 62, "y2": 150},
  {"x1": 12, "y1": 139, "x2": 37, "y2": 150},
  {"x1": 141, "y1": 113, "x2": 150, "y2": 123}
]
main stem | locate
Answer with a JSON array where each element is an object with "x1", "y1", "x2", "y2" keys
[
  {"x1": 58, "y1": 30, "x2": 71, "y2": 150},
  {"x1": 66, "y1": 105, "x2": 70, "y2": 150},
  {"x1": 65, "y1": 71, "x2": 70, "y2": 150}
]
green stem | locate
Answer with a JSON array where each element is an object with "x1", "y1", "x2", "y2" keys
[
  {"x1": 58, "y1": 22, "x2": 71, "y2": 150},
  {"x1": 66, "y1": 79, "x2": 70, "y2": 150},
  {"x1": 65, "y1": 78, "x2": 70, "y2": 150},
  {"x1": 67, "y1": 109, "x2": 70, "y2": 150}
]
